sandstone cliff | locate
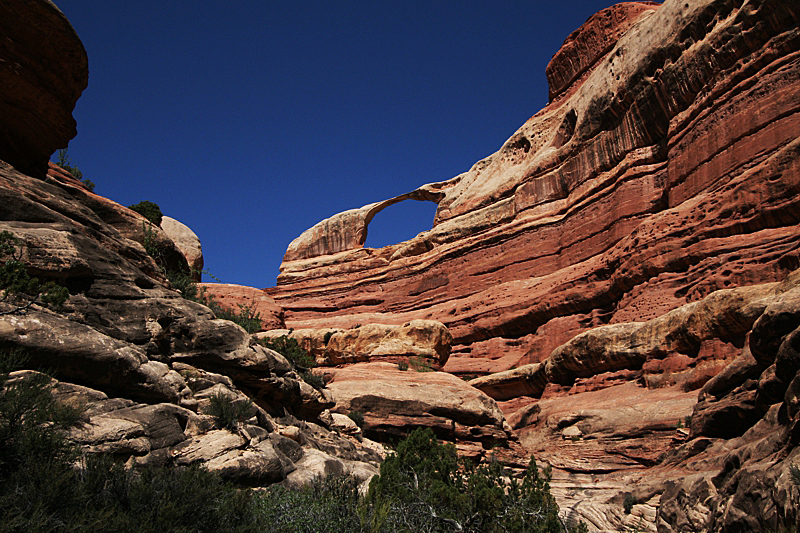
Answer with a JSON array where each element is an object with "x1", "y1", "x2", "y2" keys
[
  {"x1": 267, "y1": 0, "x2": 800, "y2": 530},
  {"x1": 272, "y1": 0, "x2": 800, "y2": 381}
]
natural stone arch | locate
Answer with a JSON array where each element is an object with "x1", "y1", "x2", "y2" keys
[{"x1": 282, "y1": 185, "x2": 447, "y2": 262}]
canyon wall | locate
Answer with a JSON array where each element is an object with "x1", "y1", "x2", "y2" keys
[{"x1": 271, "y1": 0, "x2": 800, "y2": 380}]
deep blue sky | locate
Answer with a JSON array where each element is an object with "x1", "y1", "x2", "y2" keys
[{"x1": 53, "y1": 1, "x2": 623, "y2": 288}]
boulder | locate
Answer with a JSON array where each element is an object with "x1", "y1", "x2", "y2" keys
[
  {"x1": 160, "y1": 216, "x2": 204, "y2": 280},
  {"x1": 325, "y1": 362, "x2": 517, "y2": 461},
  {"x1": 259, "y1": 320, "x2": 452, "y2": 367}
]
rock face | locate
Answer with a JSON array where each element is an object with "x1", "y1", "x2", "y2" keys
[
  {"x1": 476, "y1": 273, "x2": 800, "y2": 531},
  {"x1": 160, "y1": 216, "x2": 204, "y2": 280},
  {"x1": 271, "y1": 0, "x2": 800, "y2": 382},
  {"x1": 198, "y1": 283, "x2": 286, "y2": 331},
  {"x1": 0, "y1": 0, "x2": 87, "y2": 177},
  {"x1": 259, "y1": 320, "x2": 452, "y2": 367},
  {"x1": 325, "y1": 362, "x2": 525, "y2": 465}
]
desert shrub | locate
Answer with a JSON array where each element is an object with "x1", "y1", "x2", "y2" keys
[
  {"x1": 257, "y1": 474, "x2": 364, "y2": 533},
  {"x1": 397, "y1": 360, "x2": 409, "y2": 371},
  {"x1": 204, "y1": 392, "x2": 254, "y2": 431},
  {"x1": 0, "y1": 231, "x2": 68, "y2": 313},
  {"x1": 260, "y1": 336, "x2": 315, "y2": 369},
  {"x1": 299, "y1": 370, "x2": 325, "y2": 389},
  {"x1": 347, "y1": 410, "x2": 365, "y2": 429},
  {"x1": 409, "y1": 356, "x2": 434, "y2": 372},
  {"x1": 623, "y1": 492, "x2": 636, "y2": 514},
  {"x1": 129, "y1": 200, "x2": 163, "y2": 226},
  {"x1": 684, "y1": 415, "x2": 692, "y2": 428},
  {"x1": 166, "y1": 268, "x2": 198, "y2": 301},
  {"x1": 366, "y1": 427, "x2": 574, "y2": 533},
  {"x1": 201, "y1": 291, "x2": 263, "y2": 333},
  {"x1": 54, "y1": 148, "x2": 94, "y2": 191}
]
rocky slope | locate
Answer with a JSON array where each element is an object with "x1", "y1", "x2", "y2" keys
[{"x1": 0, "y1": 0, "x2": 385, "y2": 490}]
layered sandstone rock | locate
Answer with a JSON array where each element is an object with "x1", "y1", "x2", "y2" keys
[
  {"x1": 259, "y1": 319, "x2": 452, "y2": 367},
  {"x1": 325, "y1": 362, "x2": 526, "y2": 464},
  {"x1": 271, "y1": 0, "x2": 800, "y2": 383},
  {"x1": 198, "y1": 282, "x2": 285, "y2": 331},
  {"x1": 0, "y1": 1, "x2": 87, "y2": 177}
]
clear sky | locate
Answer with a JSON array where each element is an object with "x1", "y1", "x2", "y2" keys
[{"x1": 53, "y1": 1, "x2": 626, "y2": 288}]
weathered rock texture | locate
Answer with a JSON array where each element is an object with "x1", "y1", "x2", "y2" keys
[
  {"x1": 161, "y1": 216, "x2": 204, "y2": 280},
  {"x1": 0, "y1": 0, "x2": 87, "y2": 177},
  {"x1": 258, "y1": 319, "x2": 452, "y2": 367},
  {"x1": 325, "y1": 362, "x2": 526, "y2": 465},
  {"x1": 199, "y1": 282, "x2": 286, "y2": 331},
  {"x1": 483, "y1": 272, "x2": 800, "y2": 531},
  {"x1": 271, "y1": 0, "x2": 800, "y2": 382}
]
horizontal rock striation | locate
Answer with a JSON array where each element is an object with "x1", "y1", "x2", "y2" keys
[{"x1": 272, "y1": 0, "x2": 800, "y2": 380}]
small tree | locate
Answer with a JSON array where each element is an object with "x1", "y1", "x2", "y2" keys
[
  {"x1": 54, "y1": 148, "x2": 94, "y2": 191},
  {"x1": 129, "y1": 200, "x2": 163, "y2": 226}
]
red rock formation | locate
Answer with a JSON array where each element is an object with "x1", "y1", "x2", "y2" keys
[
  {"x1": 271, "y1": 0, "x2": 800, "y2": 383},
  {"x1": 545, "y1": 2, "x2": 660, "y2": 102},
  {"x1": 198, "y1": 283, "x2": 285, "y2": 331},
  {"x1": 0, "y1": 0, "x2": 87, "y2": 176}
]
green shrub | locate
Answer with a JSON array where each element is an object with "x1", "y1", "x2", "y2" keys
[
  {"x1": 257, "y1": 474, "x2": 364, "y2": 533},
  {"x1": 0, "y1": 231, "x2": 68, "y2": 313},
  {"x1": 366, "y1": 427, "x2": 574, "y2": 533},
  {"x1": 54, "y1": 148, "x2": 94, "y2": 191},
  {"x1": 204, "y1": 392, "x2": 255, "y2": 431},
  {"x1": 409, "y1": 356, "x2": 434, "y2": 372},
  {"x1": 299, "y1": 370, "x2": 325, "y2": 389},
  {"x1": 347, "y1": 410, "x2": 365, "y2": 429},
  {"x1": 623, "y1": 492, "x2": 636, "y2": 514},
  {"x1": 791, "y1": 464, "x2": 800, "y2": 486},
  {"x1": 129, "y1": 200, "x2": 163, "y2": 226},
  {"x1": 200, "y1": 291, "x2": 263, "y2": 333},
  {"x1": 397, "y1": 360, "x2": 409, "y2": 371},
  {"x1": 260, "y1": 336, "x2": 315, "y2": 369}
]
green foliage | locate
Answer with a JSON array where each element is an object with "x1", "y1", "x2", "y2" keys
[
  {"x1": 258, "y1": 474, "x2": 365, "y2": 533},
  {"x1": 684, "y1": 415, "x2": 692, "y2": 428},
  {"x1": 200, "y1": 291, "x2": 263, "y2": 333},
  {"x1": 409, "y1": 356, "x2": 434, "y2": 372},
  {"x1": 366, "y1": 427, "x2": 571, "y2": 533},
  {"x1": 166, "y1": 268, "x2": 198, "y2": 301},
  {"x1": 0, "y1": 231, "x2": 68, "y2": 313},
  {"x1": 348, "y1": 410, "x2": 365, "y2": 429},
  {"x1": 55, "y1": 148, "x2": 94, "y2": 191},
  {"x1": 204, "y1": 392, "x2": 254, "y2": 431},
  {"x1": 397, "y1": 360, "x2": 409, "y2": 371},
  {"x1": 0, "y1": 362, "x2": 583, "y2": 533},
  {"x1": 129, "y1": 200, "x2": 163, "y2": 226},
  {"x1": 300, "y1": 370, "x2": 325, "y2": 389},
  {"x1": 260, "y1": 335, "x2": 316, "y2": 369},
  {"x1": 623, "y1": 493, "x2": 636, "y2": 514}
]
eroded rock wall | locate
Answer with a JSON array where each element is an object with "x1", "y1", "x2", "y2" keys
[{"x1": 272, "y1": 0, "x2": 800, "y2": 380}]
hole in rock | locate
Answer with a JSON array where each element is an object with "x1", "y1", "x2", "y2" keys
[{"x1": 364, "y1": 199, "x2": 438, "y2": 249}]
